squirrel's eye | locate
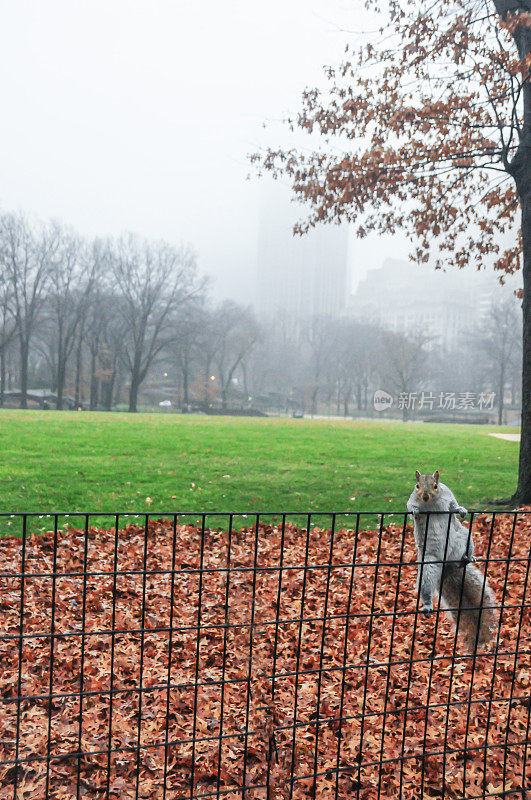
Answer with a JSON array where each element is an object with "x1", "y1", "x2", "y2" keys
[
  {"x1": 434, "y1": 486, "x2": 438, "y2": 491},
  {"x1": 416, "y1": 484, "x2": 420, "y2": 489}
]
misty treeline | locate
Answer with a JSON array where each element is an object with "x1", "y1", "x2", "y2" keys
[
  {"x1": 0, "y1": 211, "x2": 522, "y2": 418},
  {"x1": 236, "y1": 306, "x2": 521, "y2": 423}
]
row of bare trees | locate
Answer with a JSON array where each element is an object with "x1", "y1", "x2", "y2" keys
[
  {"x1": 194, "y1": 305, "x2": 521, "y2": 420},
  {"x1": 0, "y1": 213, "x2": 203, "y2": 412},
  {"x1": 0, "y1": 211, "x2": 522, "y2": 416},
  {"x1": 0, "y1": 212, "x2": 268, "y2": 413}
]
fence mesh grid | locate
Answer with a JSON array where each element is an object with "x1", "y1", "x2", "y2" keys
[{"x1": 0, "y1": 510, "x2": 529, "y2": 800}]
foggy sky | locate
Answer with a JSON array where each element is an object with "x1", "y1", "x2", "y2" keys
[{"x1": 0, "y1": 1, "x2": 485, "y2": 303}]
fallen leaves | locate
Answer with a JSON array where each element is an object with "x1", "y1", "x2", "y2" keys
[{"x1": 0, "y1": 512, "x2": 529, "y2": 799}]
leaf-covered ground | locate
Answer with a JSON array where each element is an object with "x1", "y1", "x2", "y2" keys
[{"x1": 0, "y1": 513, "x2": 530, "y2": 799}]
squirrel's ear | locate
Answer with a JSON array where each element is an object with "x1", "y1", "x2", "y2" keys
[
  {"x1": 433, "y1": 470, "x2": 440, "y2": 483},
  {"x1": 415, "y1": 470, "x2": 421, "y2": 481}
]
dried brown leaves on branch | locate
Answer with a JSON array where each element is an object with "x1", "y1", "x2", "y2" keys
[
  {"x1": 0, "y1": 513, "x2": 530, "y2": 799},
  {"x1": 251, "y1": 0, "x2": 529, "y2": 280}
]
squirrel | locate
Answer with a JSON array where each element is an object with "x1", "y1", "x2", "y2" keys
[{"x1": 406, "y1": 470, "x2": 498, "y2": 651}]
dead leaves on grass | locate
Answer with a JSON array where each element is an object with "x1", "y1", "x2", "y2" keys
[{"x1": 0, "y1": 512, "x2": 530, "y2": 799}]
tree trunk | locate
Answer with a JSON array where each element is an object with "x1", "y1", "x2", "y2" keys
[
  {"x1": 356, "y1": 383, "x2": 362, "y2": 411},
  {"x1": 90, "y1": 377, "x2": 99, "y2": 410},
  {"x1": 515, "y1": 191, "x2": 531, "y2": 501},
  {"x1": 129, "y1": 374, "x2": 140, "y2": 413},
  {"x1": 311, "y1": 387, "x2": 318, "y2": 416},
  {"x1": 113, "y1": 370, "x2": 124, "y2": 407},
  {"x1": 75, "y1": 340, "x2": 83, "y2": 408},
  {"x1": 0, "y1": 347, "x2": 5, "y2": 408},
  {"x1": 108, "y1": 375, "x2": 115, "y2": 409},
  {"x1": 204, "y1": 361, "x2": 211, "y2": 403},
  {"x1": 90, "y1": 351, "x2": 98, "y2": 410},
  {"x1": 498, "y1": 361, "x2": 506, "y2": 426},
  {"x1": 102, "y1": 373, "x2": 114, "y2": 410},
  {"x1": 56, "y1": 362, "x2": 66, "y2": 411},
  {"x1": 128, "y1": 350, "x2": 146, "y2": 413},
  {"x1": 494, "y1": 1, "x2": 531, "y2": 502},
  {"x1": 183, "y1": 359, "x2": 189, "y2": 406},
  {"x1": 19, "y1": 339, "x2": 28, "y2": 409},
  {"x1": 55, "y1": 325, "x2": 64, "y2": 409}
]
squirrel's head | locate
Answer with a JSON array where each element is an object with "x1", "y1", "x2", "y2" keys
[{"x1": 415, "y1": 469, "x2": 440, "y2": 503}]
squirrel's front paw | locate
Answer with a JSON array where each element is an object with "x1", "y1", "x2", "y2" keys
[
  {"x1": 457, "y1": 506, "x2": 468, "y2": 518},
  {"x1": 421, "y1": 604, "x2": 433, "y2": 615}
]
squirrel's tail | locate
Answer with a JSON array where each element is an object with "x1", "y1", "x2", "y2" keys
[{"x1": 439, "y1": 561, "x2": 499, "y2": 652}]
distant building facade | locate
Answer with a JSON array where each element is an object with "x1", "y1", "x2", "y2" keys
[
  {"x1": 347, "y1": 258, "x2": 503, "y2": 350},
  {"x1": 256, "y1": 184, "x2": 349, "y2": 317}
]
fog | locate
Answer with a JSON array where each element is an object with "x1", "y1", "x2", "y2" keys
[{"x1": 0, "y1": 0, "x2": 416, "y2": 303}]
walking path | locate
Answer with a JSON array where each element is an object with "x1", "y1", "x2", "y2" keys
[{"x1": 488, "y1": 433, "x2": 521, "y2": 442}]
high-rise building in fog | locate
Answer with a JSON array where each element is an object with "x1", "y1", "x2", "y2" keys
[
  {"x1": 348, "y1": 258, "x2": 509, "y2": 350},
  {"x1": 256, "y1": 183, "x2": 349, "y2": 317}
]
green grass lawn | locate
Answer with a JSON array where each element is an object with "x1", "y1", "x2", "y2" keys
[{"x1": 0, "y1": 410, "x2": 520, "y2": 516}]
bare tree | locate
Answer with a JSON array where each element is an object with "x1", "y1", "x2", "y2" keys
[
  {"x1": 379, "y1": 332, "x2": 430, "y2": 421},
  {"x1": 0, "y1": 267, "x2": 16, "y2": 407},
  {"x1": 41, "y1": 231, "x2": 100, "y2": 409},
  {"x1": 85, "y1": 288, "x2": 104, "y2": 411},
  {"x1": 193, "y1": 306, "x2": 221, "y2": 405},
  {"x1": 472, "y1": 296, "x2": 522, "y2": 424},
  {"x1": 240, "y1": 336, "x2": 276, "y2": 404},
  {"x1": 170, "y1": 297, "x2": 205, "y2": 408},
  {"x1": 211, "y1": 301, "x2": 259, "y2": 409},
  {"x1": 109, "y1": 234, "x2": 200, "y2": 412},
  {"x1": 84, "y1": 283, "x2": 125, "y2": 411},
  {"x1": 301, "y1": 316, "x2": 336, "y2": 416},
  {"x1": 0, "y1": 214, "x2": 58, "y2": 408},
  {"x1": 331, "y1": 320, "x2": 379, "y2": 416}
]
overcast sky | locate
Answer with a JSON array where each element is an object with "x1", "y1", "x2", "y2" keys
[{"x1": 0, "y1": 1, "x2": 435, "y2": 301}]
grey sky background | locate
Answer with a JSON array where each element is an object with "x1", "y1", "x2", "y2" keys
[{"x1": 0, "y1": 1, "x2": 489, "y2": 302}]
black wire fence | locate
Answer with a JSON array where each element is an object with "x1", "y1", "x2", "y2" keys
[{"x1": 0, "y1": 510, "x2": 530, "y2": 800}]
